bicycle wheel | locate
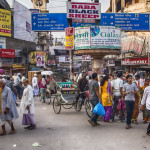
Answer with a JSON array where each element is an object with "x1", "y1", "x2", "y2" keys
[
  {"x1": 84, "y1": 98, "x2": 93, "y2": 118},
  {"x1": 74, "y1": 98, "x2": 82, "y2": 112},
  {"x1": 62, "y1": 104, "x2": 74, "y2": 109},
  {"x1": 53, "y1": 97, "x2": 61, "y2": 114}
]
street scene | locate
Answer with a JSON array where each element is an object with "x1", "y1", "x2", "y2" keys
[{"x1": 0, "y1": 0, "x2": 150, "y2": 150}]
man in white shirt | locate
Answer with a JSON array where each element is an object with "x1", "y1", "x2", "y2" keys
[
  {"x1": 140, "y1": 74, "x2": 145, "y2": 88},
  {"x1": 141, "y1": 86, "x2": 150, "y2": 136},
  {"x1": 110, "y1": 72, "x2": 124, "y2": 122}
]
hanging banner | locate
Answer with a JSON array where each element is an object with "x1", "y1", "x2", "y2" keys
[
  {"x1": 67, "y1": 2, "x2": 101, "y2": 20},
  {"x1": 0, "y1": 9, "x2": 11, "y2": 37},
  {"x1": 91, "y1": 26, "x2": 121, "y2": 49},
  {"x1": 30, "y1": 52, "x2": 36, "y2": 64},
  {"x1": 65, "y1": 27, "x2": 74, "y2": 50},
  {"x1": 75, "y1": 27, "x2": 91, "y2": 50},
  {"x1": 121, "y1": 32, "x2": 145, "y2": 55},
  {"x1": 0, "y1": 37, "x2": 6, "y2": 49},
  {"x1": 36, "y1": 52, "x2": 46, "y2": 67}
]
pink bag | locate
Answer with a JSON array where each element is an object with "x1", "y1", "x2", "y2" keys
[{"x1": 118, "y1": 99, "x2": 125, "y2": 110}]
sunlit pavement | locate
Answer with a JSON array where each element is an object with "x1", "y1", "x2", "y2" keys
[{"x1": 0, "y1": 97, "x2": 150, "y2": 150}]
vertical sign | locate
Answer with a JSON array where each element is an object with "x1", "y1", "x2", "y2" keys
[
  {"x1": 74, "y1": 27, "x2": 91, "y2": 50},
  {"x1": 65, "y1": 27, "x2": 74, "y2": 50},
  {"x1": 0, "y1": 9, "x2": 11, "y2": 37}
]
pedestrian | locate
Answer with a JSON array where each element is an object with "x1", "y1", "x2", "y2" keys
[
  {"x1": 110, "y1": 72, "x2": 124, "y2": 123},
  {"x1": 38, "y1": 75, "x2": 47, "y2": 103},
  {"x1": 141, "y1": 79, "x2": 150, "y2": 124},
  {"x1": 47, "y1": 74, "x2": 57, "y2": 94},
  {"x1": 76, "y1": 72, "x2": 88, "y2": 103},
  {"x1": 140, "y1": 74, "x2": 146, "y2": 88},
  {"x1": 32, "y1": 74, "x2": 39, "y2": 96},
  {"x1": 100, "y1": 75, "x2": 113, "y2": 122},
  {"x1": 20, "y1": 79, "x2": 36, "y2": 130},
  {"x1": 21, "y1": 73, "x2": 26, "y2": 83},
  {"x1": 141, "y1": 84, "x2": 150, "y2": 136},
  {"x1": 14, "y1": 73, "x2": 22, "y2": 99},
  {"x1": 123, "y1": 75, "x2": 138, "y2": 129},
  {"x1": 88, "y1": 73, "x2": 101, "y2": 126},
  {"x1": 0, "y1": 79, "x2": 19, "y2": 136},
  {"x1": 132, "y1": 74, "x2": 140, "y2": 124}
]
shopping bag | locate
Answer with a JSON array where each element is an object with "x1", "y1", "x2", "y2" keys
[{"x1": 93, "y1": 102, "x2": 105, "y2": 117}]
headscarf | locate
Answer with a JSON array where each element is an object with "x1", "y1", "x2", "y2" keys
[{"x1": 42, "y1": 78, "x2": 46, "y2": 86}]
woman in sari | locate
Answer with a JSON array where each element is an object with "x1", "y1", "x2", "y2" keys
[
  {"x1": 100, "y1": 75, "x2": 112, "y2": 122},
  {"x1": 141, "y1": 79, "x2": 150, "y2": 123},
  {"x1": 132, "y1": 74, "x2": 140, "y2": 124}
]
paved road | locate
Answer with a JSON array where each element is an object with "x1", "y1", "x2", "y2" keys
[{"x1": 0, "y1": 98, "x2": 150, "y2": 150}]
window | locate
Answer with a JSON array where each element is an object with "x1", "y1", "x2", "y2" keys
[{"x1": 14, "y1": 57, "x2": 22, "y2": 63}]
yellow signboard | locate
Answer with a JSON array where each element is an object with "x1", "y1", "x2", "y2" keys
[
  {"x1": 12, "y1": 64, "x2": 23, "y2": 68},
  {"x1": 30, "y1": 52, "x2": 36, "y2": 64},
  {"x1": 65, "y1": 27, "x2": 74, "y2": 50},
  {"x1": 0, "y1": 9, "x2": 11, "y2": 37}
]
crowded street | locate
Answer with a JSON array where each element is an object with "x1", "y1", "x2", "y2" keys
[{"x1": 0, "y1": 98, "x2": 149, "y2": 150}]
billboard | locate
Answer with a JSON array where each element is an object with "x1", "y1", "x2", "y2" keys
[
  {"x1": 14, "y1": 1, "x2": 37, "y2": 42},
  {"x1": 121, "y1": 32, "x2": 145, "y2": 55},
  {"x1": 0, "y1": 9, "x2": 11, "y2": 37},
  {"x1": 30, "y1": 52, "x2": 36, "y2": 64},
  {"x1": 74, "y1": 27, "x2": 91, "y2": 50},
  {"x1": 36, "y1": 52, "x2": 47, "y2": 67},
  {"x1": 0, "y1": 37, "x2": 6, "y2": 49},
  {"x1": 67, "y1": 2, "x2": 101, "y2": 20},
  {"x1": 65, "y1": 27, "x2": 74, "y2": 50},
  {"x1": 91, "y1": 26, "x2": 121, "y2": 49}
]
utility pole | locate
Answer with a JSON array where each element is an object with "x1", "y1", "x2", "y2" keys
[
  {"x1": 95, "y1": 0, "x2": 100, "y2": 25},
  {"x1": 68, "y1": 0, "x2": 73, "y2": 81}
]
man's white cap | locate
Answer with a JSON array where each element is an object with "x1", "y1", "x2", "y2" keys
[
  {"x1": 34, "y1": 74, "x2": 37, "y2": 77},
  {"x1": 17, "y1": 73, "x2": 21, "y2": 76}
]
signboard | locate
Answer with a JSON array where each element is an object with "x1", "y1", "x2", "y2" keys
[
  {"x1": 0, "y1": 49, "x2": 15, "y2": 58},
  {"x1": 108, "y1": 60, "x2": 115, "y2": 67},
  {"x1": 14, "y1": 1, "x2": 36, "y2": 42},
  {"x1": 121, "y1": 57, "x2": 148, "y2": 65},
  {"x1": 0, "y1": 8, "x2": 11, "y2": 37},
  {"x1": 30, "y1": 51, "x2": 36, "y2": 64},
  {"x1": 100, "y1": 13, "x2": 150, "y2": 31},
  {"x1": 67, "y1": 2, "x2": 101, "y2": 19},
  {"x1": 30, "y1": 9, "x2": 39, "y2": 14},
  {"x1": 32, "y1": 13, "x2": 69, "y2": 31},
  {"x1": 91, "y1": 26, "x2": 121, "y2": 49},
  {"x1": 121, "y1": 32, "x2": 145, "y2": 55},
  {"x1": 12, "y1": 64, "x2": 23, "y2": 68},
  {"x1": 0, "y1": 37, "x2": 6, "y2": 49},
  {"x1": 74, "y1": 27, "x2": 91, "y2": 50},
  {"x1": 36, "y1": 52, "x2": 47, "y2": 67},
  {"x1": 54, "y1": 49, "x2": 69, "y2": 56},
  {"x1": 65, "y1": 27, "x2": 74, "y2": 50}
]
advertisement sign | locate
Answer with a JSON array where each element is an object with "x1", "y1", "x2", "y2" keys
[
  {"x1": 30, "y1": 52, "x2": 36, "y2": 64},
  {"x1": 36, "y1": 52, "x2": 46, "y2": 67},
  {"x1": 74, "y1": 27, "x2": 91, "y2": 50},
  {"x1": 14, "y1": 1, "x2": 37, "y2": 41},
  {"x1": 65, "y1": 27, "x2": 74, "y2": 50},
  {"x1": 54, "y1": 49, "x2": 69, "y2": 56},
  {"x1": 121, "y1": 32, "x2": 145, "y2": 55},
  {"x1": 0, "y1": 37, "x2": 6, "y2": 49},
  {"x1": 30, "y1": 9, "x2": 39, "y2": 14},
  {"x1": 108, "y1": 60, "x2": 115, "y2": 67},
  {"x1": 67, "y1": 2, "x2": 101, "y2": 19},
  {"x1": 121, "y1": 57, "x2": 148, "y2": 65},
  {"x1": 91, "y1": 26, "x2": 121, "y2": 49},
  {"x1": 0, "y1": 9, "x2": 11, "y2": 37},
  {"x1": 0, "y1": 49, "x2": 15, "y2": 58}
]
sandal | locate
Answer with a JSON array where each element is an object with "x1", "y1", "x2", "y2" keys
[
  {"x1": 8, "y1": 131, "x2": 16, "y2": 135},
  {"x1": 0, "y1": 132, "x2": 7, "y2": 136}
]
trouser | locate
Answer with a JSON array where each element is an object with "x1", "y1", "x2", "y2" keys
[
  {"x1": 15, "y1": 85, "x2": 23, "y2": 99},
  {"x1": 125, "y1": 101, "x2": 135, "y2": 126},
  {"x1": 111, "y1": 96, "x2": 124, "y2": 121},
  {"x1": 147, "y1": 110, "x2": 150, "y2": 134},
  {"x1": 0, "y1": 120, "x2": 12, "y2": 126},
  {"x1": 40, "y1": 88, "x2": 46, "y2": 102},
  {"x1": 90, "y1": 99, "x2": 99, "y2": 124}
]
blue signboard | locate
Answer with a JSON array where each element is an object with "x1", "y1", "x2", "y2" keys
[
  {"x1": 32, "y1": 13, "x2": 150, "y2": 31},
  {"x1": 100, "y1": 13, "x2": 150, "y2": 31},
  {"x1": 32, "y1": 13, "x2": 68, "y2": 31}
]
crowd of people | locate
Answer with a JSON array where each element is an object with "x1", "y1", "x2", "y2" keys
[{"x1": 83, "y1": 72, "x2": 150, "y2": 136}]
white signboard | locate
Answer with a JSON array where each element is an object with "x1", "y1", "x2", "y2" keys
[
  {"x1": 67, "y1": 2, "x2": 101, "y2": 20},
  {"x1": 91, "y1": 26, "x2": 121, "y2": 49},
  {"x1": 14, "y1": 1, "x2": 37, "y2": 42},
  {"x1": 75, "y1": 27, "x2": 91, "y2": 50},
  {"x1": 0, "y1": 37, "x2": 6, "y2": 49}
]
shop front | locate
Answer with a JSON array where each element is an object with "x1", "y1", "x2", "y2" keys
[{"x1": 12, "y1": 64, "x2": 26, "y2": 74}]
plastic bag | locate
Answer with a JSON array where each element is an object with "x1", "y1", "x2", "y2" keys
[{"x1": 93, "y1": 102, "x2": 105, "y2": 117}]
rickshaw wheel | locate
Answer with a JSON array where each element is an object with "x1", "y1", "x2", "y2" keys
[
  {"x1": 45, "y1": 93, "x2": 52, "y2": 105},
  {"x1": 84, "y1": 98, "x2": 92, "y2": 118},
  {"x1": 74, "y1": 99, "x2": 82, "y2": 112},
  {"x1": 53, "y1": 97, "x2": 61, "y2": 114}
]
